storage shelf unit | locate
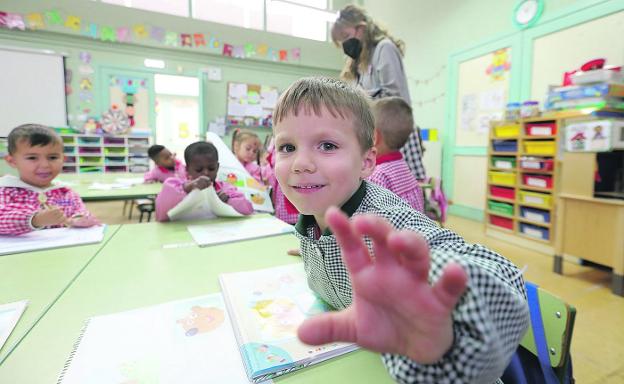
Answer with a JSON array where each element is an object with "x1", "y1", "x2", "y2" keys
[
  {"x1": 61, "y1": 134, "x2": 150, "y2": 173},
  {"x1": 485, "y1": 118, "x2": 560, "y2": 245}
]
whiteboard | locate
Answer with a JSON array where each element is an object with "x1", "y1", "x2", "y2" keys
[{"x1": 0, "y1": 48, "x2": 67, "y2": 136}]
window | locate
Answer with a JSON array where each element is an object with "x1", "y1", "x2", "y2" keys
[
  {"x1": 192, "y1": 0, "x2": 264, "y2": 30},
  {"x1": 266, "y1": 0, "x2": 335, "y2": 41},
  {"x1": 101, "y1": 0, "x2": 189, "y2": 17}
]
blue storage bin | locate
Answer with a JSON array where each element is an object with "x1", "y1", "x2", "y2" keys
[
  {"x1": 520, "y1": 223, "x2": 549, "y2": 240},
  {"x1": 492, "y1": 140, "x2": 518, "y2": 152},
  {"x1": 520, "y1": 207, "x2": 551, "y2": 224}
]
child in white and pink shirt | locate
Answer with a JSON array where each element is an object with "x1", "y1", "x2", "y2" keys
[
  {"x1": 231, "y1": 129, "x2": 271, "y2": 185},
  {"x1": 144, "y1": 144, "x2": 187, "y2": 183},
  {"x1": 155, "y1": 141, "x2": 253, "y2": 222},
  {"x1": 0, "y1": 124, "x2": 99, "y2": 235}
]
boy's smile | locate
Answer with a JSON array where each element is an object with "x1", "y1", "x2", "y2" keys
[
  {"x1": 274, "y1": 107, "x2": 375, "y2": 230},
  {"x1": 5, "y1": 140, "x2": 64, "y2": 188}
]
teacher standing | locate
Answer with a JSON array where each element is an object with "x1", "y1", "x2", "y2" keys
[{"x1": 331, "y1": 4, "x2": 426, "y2": 181}]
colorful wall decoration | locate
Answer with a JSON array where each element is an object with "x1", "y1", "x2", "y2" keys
[{"x1": 0, "y1": 8, "x2": 301, "y2": 63}]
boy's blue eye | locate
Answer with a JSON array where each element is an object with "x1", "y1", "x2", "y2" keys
[
  {"x1": 278, "y1": 144, "x2": 295, "y2": 153},
  {"x1": 319, "y1": 142, "x2": 338, "y2": 151}
]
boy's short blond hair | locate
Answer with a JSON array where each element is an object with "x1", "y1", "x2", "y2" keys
[
  {"x1": 273, "y1": 77, "x2": 374, "y2": 152},
  {"x1": 372, "y1": 97, "x2": 414, "y2": 151}
]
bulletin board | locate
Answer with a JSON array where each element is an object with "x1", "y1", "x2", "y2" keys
[
  {"x1": 455, "y1": 48, "x2": 511, "y2": 147},
  {"x1": 226, "y1": 82, "x2": 279, "y2": 128},
  {"x1": 530, "y1": 10, "x2": 624, "y2": 100}
]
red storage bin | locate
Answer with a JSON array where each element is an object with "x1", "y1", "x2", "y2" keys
[
  {"x1": 490, "y1": 215, "x2": 514, "y2": 230},
  {"x1": 525, "y1": 122, "x2": 557, "y2": 136},
  {"x1": 519, "y1": 157, "x2": 554, "y2": 171},
  {"x1": 522, "y1": 174, "x2": 553, "y2": 189},
  {"x1": 490, "y1": 186, "x2": 516, "y2": 200}
]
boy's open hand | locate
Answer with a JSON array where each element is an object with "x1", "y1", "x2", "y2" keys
[
  {"x1": 67, "y1": 214, "x2": 101, "y2": 228},
  {"x1": 184, "y1": 176, "x2": 212, "y2": 192},
  {"x1": 32, "y1": 206, "x2": 67, "y2": 228},
  {"x1": 297, "y1": 207, "x2": 468, "y2": 364}
]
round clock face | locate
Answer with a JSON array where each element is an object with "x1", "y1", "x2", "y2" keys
[{"x1": 513, "y1": 0, "x2": 543, "y2": 29}]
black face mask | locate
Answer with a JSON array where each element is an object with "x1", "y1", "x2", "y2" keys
[{"x1": 342, "y1": 38, "x2": 362, "y2": 60}]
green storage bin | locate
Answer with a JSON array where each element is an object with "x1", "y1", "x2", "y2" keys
[
  {"x1": 491, "y1": 156, "x2": 517, "y2": 170},
  {"x1": 488, "y1": 200, "x2": 514, "y2": 216}
]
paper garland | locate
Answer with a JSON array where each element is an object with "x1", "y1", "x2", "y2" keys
[{"x1": 0, "y1": 8, "x2": 301, "y2": 63}]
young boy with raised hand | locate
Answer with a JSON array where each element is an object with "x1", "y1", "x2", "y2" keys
[
  {"x1": 271, "y1": 77, "x2": 529, "y2": 383},
  {"x1": 0, "y1": 124, "x2": 99, "y2": 235},
  {"x1": 368, "y1": 96, "x2": 424, "y2": 212}
]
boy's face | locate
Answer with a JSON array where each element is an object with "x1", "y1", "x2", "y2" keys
[
  {"x1": 5, "y1": 139, "x2": 64, "y2": 188},
  {"x1": 186, "y1": 154, "x2": 219, "y2": 182},
  {"x1": 274, "y1": 107, "x2": 375, "y2": 225},
  {"x1": 235, "y1": 139, "x2": 259, "y2": 164},
  {"x1": 156, "y1": 149, "x2": 176, "y2": 169}
]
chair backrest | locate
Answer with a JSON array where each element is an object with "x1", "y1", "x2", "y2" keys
[{"x1": 502, "y1": 282, "x2": 576, "y2": 384}]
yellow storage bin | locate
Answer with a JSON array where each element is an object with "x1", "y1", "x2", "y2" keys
[
  {"x1": 524, "y1": 141, "x2": 556, "y2": 155},
  {"x1": 494, "y1": 124, "x2": 521, "y2": 138},
  {"x1": 489, "y1": 171, "x2": 516, "y2": 186},
  {"x1": 519, "y1": 190, "x2": 552, "y2": 208}
]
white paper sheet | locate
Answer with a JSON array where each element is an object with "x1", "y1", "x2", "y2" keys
[
  {"x1": 187, "y1": 216, "x2": 294, "y2": 247},
  {"x1": 0, "y1": 225, "x2": 106, "y2": 256},
  {"x1": 167, "y1": 186, "x2": 243, "y2": 222},
  {"x1": 0, "y1": 300, "x2": 28, "y2": 350}
]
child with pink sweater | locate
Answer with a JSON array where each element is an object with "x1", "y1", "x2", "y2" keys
[
  {"x1": 155, "y1": 141, "x2": 253, "y2": 222},
  {"x1": 231, "y1": 129, "x2": 271, "y2": 185}
]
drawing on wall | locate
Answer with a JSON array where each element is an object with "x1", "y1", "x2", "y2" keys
[
  {"x1": 486, "y1": 48, "x2": 511, "y2": 81},
  {"x1": 226, "y1": 82, "x2": 279, "y2": 129}
]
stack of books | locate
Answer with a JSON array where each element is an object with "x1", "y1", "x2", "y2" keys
[{"x1": 545, "y1": 82, "x2": 624, "y2": 115}]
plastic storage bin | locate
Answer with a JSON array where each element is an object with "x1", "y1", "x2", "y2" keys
[
  {"x1": 494, "y1": 124, "x2": 521, "y2": 138},
  {"x1": 520, "y1": 223, "x2": 549, "y2": 240},
  {"x1": 490, "y1": 186, "x2": 515, "y2": 200},
  {"x1": 519, "y1": 157, "x2": 554, "y2": 171},
  {"x1": 522, "y1": 174, "x2": 553, "y2": 189},
  {"x1": 490, "y1": 215, "x2": 513, "y2": 230},
  {"x1": 525, "y1": 122, "x2": 557, "y2": 136},
  {"x1": 520, "y1": 207, "x2": 551, "y2": 224},
  {"x1": 488, "y1": 200, "x2": 514, "y2": 216},
  {"x1": 491, "y1": 156, "x2": 516, "y2": 169},
  {"x1": 492, "y1": 140, "x2": 518, "y2": 152},
  {"x1": 519, "y1": 190, "x2": 552, "y2": 208},
  {"x1": 489, "y1": 171, "x2": 516, "y2": 186},
  {"x1": 523, "y1": 141, "x2": 556, "y2": 155}
]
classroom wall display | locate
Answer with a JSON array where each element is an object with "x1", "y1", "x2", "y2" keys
[
  {"x1": 0, "y1": 8, "x2": 301, "y2": 63},
  {"x1": 455, "y1": 49, "x2": 510, "y2": 146},
  {"x1": 226, "y1": 82, "x2": 279, "y2": 129},
  {"x1": 107, "y1": 75, "x2": 150, "y2": 135},
  {"x1": 564, "y1": 119, "x2": 617, "y2": 152}
]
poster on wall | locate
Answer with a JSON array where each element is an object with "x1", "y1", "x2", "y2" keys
[
  {"x1": 565, "y1": 120, "x2": 615, "y2": 152},
  {"x1": 226, "y1": 82, "x2": 279, "y2": 129}
]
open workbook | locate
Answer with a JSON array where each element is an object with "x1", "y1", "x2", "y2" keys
[
  {"x1": 220, "y1": 263, "x2": 358, "y2": 383},
  {"x1": 59, "y1": 264, "x2": 357, "y2": 383},
  {"x1": 0, "y1": 225, "x2": 106, "y2": 256}
]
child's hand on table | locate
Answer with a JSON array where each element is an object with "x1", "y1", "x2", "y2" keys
[
  {"x1": 67, "y1": 214, "x2": 101, "y2": 228},
  {"x1": 32, "y1": 206, "x2": 67, "y2": 228},
  {"x1": 297, "y1": 207, "x2": 468, "y2": 364}
]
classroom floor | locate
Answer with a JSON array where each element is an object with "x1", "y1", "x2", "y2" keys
[{"x1": 86, "y1": 201, "x2": 624, "y2": 383}]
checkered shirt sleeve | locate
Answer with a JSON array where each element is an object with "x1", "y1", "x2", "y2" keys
[
  {"x1": 295, "y1": 182, "x2": 528, "y2": 383},
  {"x1": 400, "y1": 129, "x2": 427, "y2": 181}
]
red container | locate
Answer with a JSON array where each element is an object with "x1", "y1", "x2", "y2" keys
[
  {"x1": 519, "y1": 157, "x2": 554, "y2": 171},
  {"x1": 525, "y1": 122, "x2": 557, "y2": 136},
  {"x1": 490, "y1": 186, "x2": 516, "y2": 200},
  {"x1": 522, "y1": 174, "x2": 553, "y2": 189},
  {"x1": 490, "y1": 215, "x2": 514, "y2": 230}
]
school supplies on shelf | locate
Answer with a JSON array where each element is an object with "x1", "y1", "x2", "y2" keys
[
  {"x1": 0, "y1": 226, "x2": 106, "y2": 256},
  {"x1": 187, "y1": 216, "x2": 294, "y2": 247},
  {"x1": 0, "y1": 300, "x2": 28, "y2": 350},
  {"x1": 57, "y1": 294, "x2": 252, "y2": 384},
  {"x1": 219, "y1": 263, "x2": 358, "y2": 383}
]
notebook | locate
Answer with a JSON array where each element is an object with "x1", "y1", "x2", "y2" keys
[
  {"x1": 0, "y1": 300, "x2": 28, "y2": 350},
  {"x1": 187, "y1": 216, "x2": 294, "y2": 247},
  {"x1": 0, "y1": 225, "x2": 106, "y2": 256},
  {"x1": 167, "y1": 186, "x2": 244, "y2": 221},
  {"x1": 219, "y1": 263, "x2": 358, "y2": 383},
  {"x1": 57, "y1": 293, "x2": 259, "y2": 384}
]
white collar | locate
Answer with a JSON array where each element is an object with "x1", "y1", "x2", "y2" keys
[{"x1": 0, "y1": 175, "x2": 65, "y2": 193}]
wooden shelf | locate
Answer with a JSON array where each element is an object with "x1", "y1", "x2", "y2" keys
[
  {"x1": 488, "y1": 167, "x2": 516, "y2": 172},
  {"x1": 491, "y1": 151, "x2": 518, "y2": 156},
  {"x1": 519, "y1": 185, "x2": 553, "y2": 193},
  {"x1": 521, "y1": 135, "x2": 557, "y2": 140},
  {"x1": 519, "y1": 168, "x2": 553, "y2": 175},
  {"x1": 487, "y1": 195, "x2": 515, "y2": 204},
  {"x1": 486, "y1": 223, "x2": 514, "y2": 233},
  {"x1": 517, "y1": 217, "x2": 551, "y2": 228},
  {"x1": 518, "y1": 202, "x2": 553, "y2": 211},
  {"x1": 486, "y1": 210, "x2": 514, "y2": 219},
  {"x1": 517, "y1": 232, "x2": 551, "y2": 244},
  {"x1": 519, "y1": 152, "x2": 555, "y2": 157}
]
